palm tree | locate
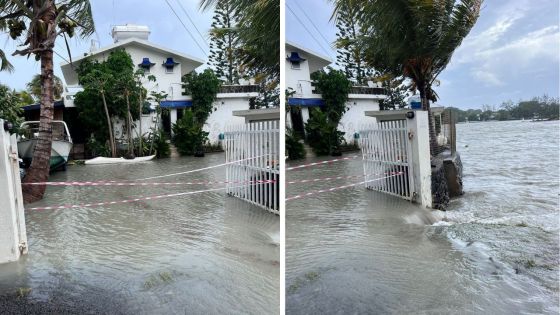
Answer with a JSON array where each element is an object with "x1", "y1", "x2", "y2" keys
[
  {"x1": 200, "y1": 0, "x2": 280, "y2": 80},
  {"x1": 27, "y1": 74, "x2": 64, "y2": 101},
  {"x1": 332, "y1": 0, "x2": 482, "y2": 154},
  {"x1": 0, "y1": 0, "x2": 94, "y2": 203}
]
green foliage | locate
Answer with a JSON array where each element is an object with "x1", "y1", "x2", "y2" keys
[
  {"x1": 335, "y1": 2, "x2": 373, "y2": 84},
  {"x1": 379, "y1": 76, "x2": 409, "y2": 110},
  {"x1": 86, "y1": 135, "x2": 110, "y2": 157},
  {"x1": 333, "y1": 0, "x2": 482, "y2": 106},
  {"x1": 253, "y1": 77, "x2": 280, "y2": 108},
  {"x1": 152, "y1": 130, "x2": 170, "y2": 158},
  {"x1": 208, "y1": 1, "x2": 243, "y2": 84},
  {"x1": 0, "y1": 84, "x2": 23, "y2": 133},
  {"x1": 0, "y1": 0, "x2": 95, "y2": 71},
  {"x1": 182, "y1": 69, "x2": 221, "y2": 125},
  {"x1": 75, "y1": 50, "x2": 141, "y2": 147},
  {"x1": 448, "y1": 95, "x2": 560, "y2": 122},
  {"x1": 172, "y1": 110, "x2": 209, "y2": 156},
  {"x1": 286, "y1": 128, "x2": 306, "y2": 160},
  {"x1": 305, "y1": 69, "x2": 351, "y2": 155},
  {"x1": 26, "y1": 74, "x2": 63, "y2": 100},
  {"x1": 201, "y1": 0, "x2": 279, "y2": 81},
  {"x1": 305, "y1": 108, "x2": 345, "y2": 156},
  {"x1": 15, "y1": 90, "x2": 35, "y2": 106}
]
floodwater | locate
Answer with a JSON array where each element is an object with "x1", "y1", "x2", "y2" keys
[
  {"x1": 286, "y1": 120, "x2": 559, "y2": 314},
  {"x1": 0, "y1": 153, "x2": 279, "y2": 314}
]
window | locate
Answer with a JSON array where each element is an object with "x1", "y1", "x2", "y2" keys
[
  {"x1": 165, "y1": 66, "x2": 174, "y2": 74},
  {"x1": 291, "y1": 61, "x2": 301, "y2": 70},
  {"x1": 141, "y1": 66, "x2": 150, "y2": 74}
]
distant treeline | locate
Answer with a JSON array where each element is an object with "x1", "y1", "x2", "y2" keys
[{"x1": 448, "y1": 95, "x2": 559, "y2": 122}]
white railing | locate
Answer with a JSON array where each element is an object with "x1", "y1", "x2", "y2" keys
[
  {"x1": 0, "y1": 120, "x2": 28, "y2": 264},
  {"x1": 224, "y1": 120, "x2": 280, "y2": 214},
  {"x1": 360, "y1": 119, "x2": 414, "y2": 200}
]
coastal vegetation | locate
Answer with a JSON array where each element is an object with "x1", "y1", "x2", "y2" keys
[
  {"x1": 0, "y1": 0, "x2": 95, "y2": 202},
  {"x1": 174, "y1": 69, "x2": 221, "y2": 156},
  {"x1": 0, "y1": 84, "x2": 24, "y2": 133},
  {"x1": 305, "y1": 68, "x2": 351, "y2": 156},
  {"x1": 333, "y1": 0, "x2": 483, "y2": 154},
  {"x1": 449, "y1": 95, "x2": 560, "y2": 122}
]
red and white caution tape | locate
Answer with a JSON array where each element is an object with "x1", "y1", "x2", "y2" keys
[
  {"x1": 23, "y1": 179, "x2": 275, "y2": 187},
  {"x1": 287, "y1": 155, "x2": 360, "y2": 171},
  {"x1": 286, "y1": 171, "x2": 403, "y2": 184},
  {"x1": 285, "y1": 173, "x2": 403, "y2": 201},
  {"x1": 139, "y1": 154, "x2": 272, "y2": 181}
]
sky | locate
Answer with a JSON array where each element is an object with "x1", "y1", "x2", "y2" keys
[
  {"x1": 286, "y1": 0, "x2": 560, "y2": 109},
  {"x1": 0, "y1": 0, "x2": 213, "y2": 91}
]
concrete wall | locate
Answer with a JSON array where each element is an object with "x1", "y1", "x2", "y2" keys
[
  {"x1": 407, "y1": 111, "x2": 433, "y2": 208},
  {"x1": 0, "y1": 120, "x2": 27, "y2": 264},
  {"x1": 339, "y1": 98, "x2": 380, "y2": 143}
]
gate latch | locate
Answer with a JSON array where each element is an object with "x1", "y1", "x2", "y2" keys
[{"x1": 408, "y1": 131, "x2": 414, "y2": 140}]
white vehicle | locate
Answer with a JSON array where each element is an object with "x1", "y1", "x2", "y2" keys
[{"x1": 18, "y1": 120, "x2": 73, "y2": 171}]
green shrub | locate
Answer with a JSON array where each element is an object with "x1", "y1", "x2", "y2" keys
[
  {"x1": 172, "y1": 111, "x2": 208, "y2": 156},
  {"x1": 305, "y1": 108, "x2": 345, "y2": 156},
  {"x1": 286, "y1": 128, "x2": 306, "y2": 160},
  {"x1": 153, "y1": 130, "x2": 170, "y2": 158}
]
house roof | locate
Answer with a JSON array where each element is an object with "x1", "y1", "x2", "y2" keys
[
  {"x1": 60, "y1": 38, "x2": 205, "y2": 85},
  {"x1": 285, "y1": 41, "x2": 332, "y2": 73}
]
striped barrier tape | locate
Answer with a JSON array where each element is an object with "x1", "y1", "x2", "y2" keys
[
  {"x1": 23, "y1": 179, "x2": 275, "y2": 187},
  {"x1": 286, "y1": 155, "x2": 360, "y2": 171},
  {"x1": 285, "y1": 173, "x2": 403, "y2": 201},
  {"x1": 286, "y1": 171, "x2": 403, "y2": 184}
]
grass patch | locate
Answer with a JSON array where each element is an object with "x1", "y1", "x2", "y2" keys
[
  {"x1": 16, "y1": 287, "x2": 31, "y2": 298},
  {"x1": 305, "y1": 271, "x2": 320, "y2": 281},
  {"x1": 525, "y1": 259, "x2": 537, "y2": 269},
  {"x1": 159, "y1": 272, "x2": 173, "y2": 283}
]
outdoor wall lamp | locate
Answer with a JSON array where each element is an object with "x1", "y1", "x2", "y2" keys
[
  {"x1": 3, "y1": 121, "x2": 13, "y2": 131},
  {"x1": 406, "y1": 111, "x2": 415, "y2": 119}
]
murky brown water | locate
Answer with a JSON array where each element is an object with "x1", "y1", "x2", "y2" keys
[
  {"x1": 286, "y1": 120, "x2": 559, "y2": 314},
  {"x1": 0, "y1": 153, "x2": 279, "y2": 314}
]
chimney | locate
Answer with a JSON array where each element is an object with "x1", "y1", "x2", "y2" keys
[{"x1": 111, "y1": 24, "x2": 150, "y2": 43}]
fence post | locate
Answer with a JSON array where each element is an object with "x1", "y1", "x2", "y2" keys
[
  {"x1": 407, "y1": 111, "x2": 433, "y2": 208},
  {"x1": 0, "y1": 120, "x2": 28, "y2": 264}
]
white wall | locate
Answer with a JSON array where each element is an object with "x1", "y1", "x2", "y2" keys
[
  {"x1": 205, "y1": 97, "x2": 252, "y2": 144},
  {"x1": 339, "y1": 98, "x2": 381, "y2": 144},
  {"x1": 0, "y1": 122, "x2": 27, "y2": 264}
]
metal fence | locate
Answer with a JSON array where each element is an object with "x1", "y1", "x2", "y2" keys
[
  {"x1": 359, "y1": 119, "x2": 414, "y2": 200},
  {"x1": 432, "y1": 108, "x2": 457, "y2": 156},
  {"x1": 224, "y1": 120, "x2": 280, "y2": 214}
]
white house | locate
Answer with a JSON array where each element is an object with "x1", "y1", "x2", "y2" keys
[
  {"x1": 285, "y1": 41, "x2": 386, "y2": 144},
  {"x1": 59, "y1": 24, "x2": 259, "y2": 145}
]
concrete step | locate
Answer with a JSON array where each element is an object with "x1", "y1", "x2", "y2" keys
[{"x1": 168, "y1": 142, "x2": 180, "y2": 158}]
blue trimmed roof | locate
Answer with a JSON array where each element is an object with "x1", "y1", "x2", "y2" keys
[
  {"x1": 139, "y1": 57, "x2": 155, "y2": 67},
  {"x1": 162, "y1": 57, "x2": 179, "y2": 67},
  {"x1": 286, "y1": 52, "x2": 306, "y2": 63},
  {"x1": 287, "y1": 98, "x2": 324, "y2": 107},
  {"x1": 160, "y1": 100, "x2": 192, "y2": 108},
  {"x1": 22, "y1": 100, "x2": 65, "y2": 111}
]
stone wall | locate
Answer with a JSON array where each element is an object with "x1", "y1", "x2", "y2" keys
[{"x1": 431, "y1": 150, "x2": 463, "y2": 210}]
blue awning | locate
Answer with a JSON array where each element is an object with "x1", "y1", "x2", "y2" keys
[
  {"x1": 286, "y1": 52, "x2": 306, "y2": 63},
  {"x1": 162, "y1": 57, "x2": 179, "y2": 67},
  {"x1": 160, "y1": 100, "x2": 192, "y2": 108},
  {"x1": 288, "y1": 98, "x2": 324, "y2": 107},
  {"x1": 22, "y1": 100, "x2": 65, "y2": 111},
  {"x1": 138, "y1": 57, "x2": 155, "y2": 67}
]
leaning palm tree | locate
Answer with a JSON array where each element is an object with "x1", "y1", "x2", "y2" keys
[
  {"x1": 27, "y1": 73, "x2": 64, "y2": 100},
  {"x1": 200, "y1": 0, "x2": 280, "y2": 80},
  {"x1": 0, "y1": 0, "x2": 95, "y2": 202},
  {"x1": 333, "y1": 0, "x2": 482, "y2": 154}
]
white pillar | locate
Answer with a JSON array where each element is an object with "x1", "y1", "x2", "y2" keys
[
  {"x1": 0, "y1": 120, "x2": 28, "y2": 264},
  {"x1": 408, "y1": 111, "x2": 433, "y2": 208},
  {"x1": 301, "y1": 107, "x2": 310, "y2": 124},
  {"x1": 170, "y1": 108, "x2": 177, "y2": 136}
]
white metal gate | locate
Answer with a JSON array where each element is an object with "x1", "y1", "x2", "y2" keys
[
  {"x1": 359, "y1": 119, "x2": 415, "y2": 201},
  {"x1": 224, "y1": 120, "x2": 279, "y2": 214}
]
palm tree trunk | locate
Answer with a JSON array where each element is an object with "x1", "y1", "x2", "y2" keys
[
  {"x1": 138, "y1": 96, "x2": 143, "y2": 156},
  {"x1": 125, "y1": 92, "x2": 134, "y2": 157},
  {"x1": 101, "y1": 92, "x2": 116, "y2": 157},
  {"x1": 419, "y1": 84, "x2": 438, "y2": 156},
  {"x1": 22, "y1": 49, "x2": 55, "y2": 203}
]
